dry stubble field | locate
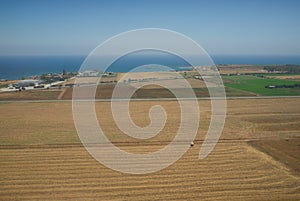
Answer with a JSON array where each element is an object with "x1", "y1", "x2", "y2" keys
[{"x1": 0, "y1": 98, "x2": 299, "y2": 200}]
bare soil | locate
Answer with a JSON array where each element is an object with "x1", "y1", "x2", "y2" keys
[
  {"x1": 0, "y1": 89, "x2": 61, "y2": 100},
  {"x1": 219, "y1": 65, "x2": 267, "y2": 74}
]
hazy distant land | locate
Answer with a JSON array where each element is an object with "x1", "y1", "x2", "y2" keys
[{"x1": 0, "y1": 64, "x2": 299, "y2": 100}]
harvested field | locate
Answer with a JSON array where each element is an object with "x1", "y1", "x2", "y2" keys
[
  {"x1": 1, "y1": 142, "x2": 299, "y2": 200},
  {"x1": 128, "y1": 78, "x2": 207, "y2": 89},
  {"x1": 117, "y1": 72, "x2": 180, "y2": 81},
  {"x1": 0, "y1": 98, "x2": 300, "y2": 200},
  {"x1": 218, "y1": 65, "x2": 267, "y2": 74},
  {"x1": 61, "y1": 83, "x2": 254, "y2": 99},
  {"x1": 0, "y1": 89, "x2": 61, "y2": 101},
  {"x1": 266, "y1": 75, "x2": 300, "y2": 81},
  {"x1": 248, "y1": 139, "x2": 300, "y2": 173}
]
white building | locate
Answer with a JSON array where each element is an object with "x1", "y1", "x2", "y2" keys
[
  {"x1": 17, "y1": 80, "x2": 42, "y2": 87},
  {"x1": 77, "y1": 70, "x2": 100, "y2": 77}
]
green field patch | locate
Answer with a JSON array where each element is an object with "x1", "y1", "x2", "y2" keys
[{"x1": 223, "y1": 75, "x2": 300, "y2": 96}]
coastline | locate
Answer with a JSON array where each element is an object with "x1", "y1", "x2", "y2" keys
[{"x1": 1, "y1": 54, "x2": 300, "y2": 80}]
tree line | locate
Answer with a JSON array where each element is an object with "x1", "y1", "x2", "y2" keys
[
  {"x1": 266, "y1": 83, "x2": 300, "y2": 89},
  {"x1": 263, "y1": 65, "x2": 300, "y2": 74}
]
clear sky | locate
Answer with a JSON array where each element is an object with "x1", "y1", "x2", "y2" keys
[{"x1": 0, "y1": 0, "x2": 299, "y2": 56}]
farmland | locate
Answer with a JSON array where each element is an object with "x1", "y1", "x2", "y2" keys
[
  {"x1": 2, "y1": 69, "x2": 300, "y2": 101},
  {"x1": 223, "y1": 75, "x2": 300, "y2": 96},
  {"x1": 0, "y1": 89, "x2": 61, "y2": 101},
  {"x1": 0, "y1": 98, "x2": 299, "y2": 200}
]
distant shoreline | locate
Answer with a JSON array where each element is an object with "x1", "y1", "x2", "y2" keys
[{"x1": 0, "y1": 54, "x2": 300, "y2": 80}]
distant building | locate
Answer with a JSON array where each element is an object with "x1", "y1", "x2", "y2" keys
[
  {"x1": 77, "y1": 70, "x2": 100, "y2": 77},
  {"x1": 17, "y1": 80, "x2": 42, "y2": 87}
]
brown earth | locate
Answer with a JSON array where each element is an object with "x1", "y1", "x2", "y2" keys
[
  {"x1": 266, "y1": 75, "x2": 300, "y2": 80},
  {"x1": 61, "y1": 83, "x2": 254, "y2": 100},
  {"x1": 248, "y1": 139, "x2": 300, "y2": 173},
  {"x1": 0, "y1": 98, "x2": 299, "y2": 200},
  {"x1": 218, "y1": 65, "x2": 267, "y2": 74},
  {"x1": 0, "y1": 89, "x2": 62, "y2": 100},
  {"x1": 0, "y1": 80, "x2": 18, "y2": 87},
  {"x1": 0, "y1": 85, "x2": 259, "y2": 101}
]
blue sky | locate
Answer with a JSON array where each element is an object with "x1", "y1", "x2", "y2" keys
[{"x1": 0, "y1": 0, "x2": 299, "y2": 55}]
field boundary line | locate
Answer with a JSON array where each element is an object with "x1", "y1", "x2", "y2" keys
[
  {"x1": 0, "y1": 95, "x2": 300, "y2": 103},
  {"x1": 1, "y1": 137, "x2": 298, "y2": 149}
]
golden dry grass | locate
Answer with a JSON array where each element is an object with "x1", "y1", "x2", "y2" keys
[
  {"x1": 218, "y1": 65, "x2": 267, "y2": 74},
  {"x1": 266, "y1": 75, "x2": 300, "y2": 80},
  {"x1": 0, "y1": 89, "x2": 61, "y2": 101},
  {"x1": 0, "y1": 80, "x2": 18, "y2": 86},
  {"x1": 0, "y1": 98, "x2": 300, "y2": 200},
  {"x1": 1, "y1": 142, "x2": 299, "y2": 201}
]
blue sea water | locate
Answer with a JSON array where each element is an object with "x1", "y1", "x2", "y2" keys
[
  {"x1": 0, "y1": 55, "x2": 84, "y2": 80},
  {"x1": 0, "y1": 54, "x2": 300, "y2": 80}
]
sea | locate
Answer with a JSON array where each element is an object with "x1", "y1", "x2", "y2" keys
[{"x1": 0, "y1": 54, "x2": 300, "y2": 80}]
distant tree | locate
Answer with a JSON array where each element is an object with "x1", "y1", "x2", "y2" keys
[
  {"x1": 263, "y1": 65, "x2": 300, "y2": 73},
  {"x1": 40, "y1": 74, "x2": 47, "y2": 80}
]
